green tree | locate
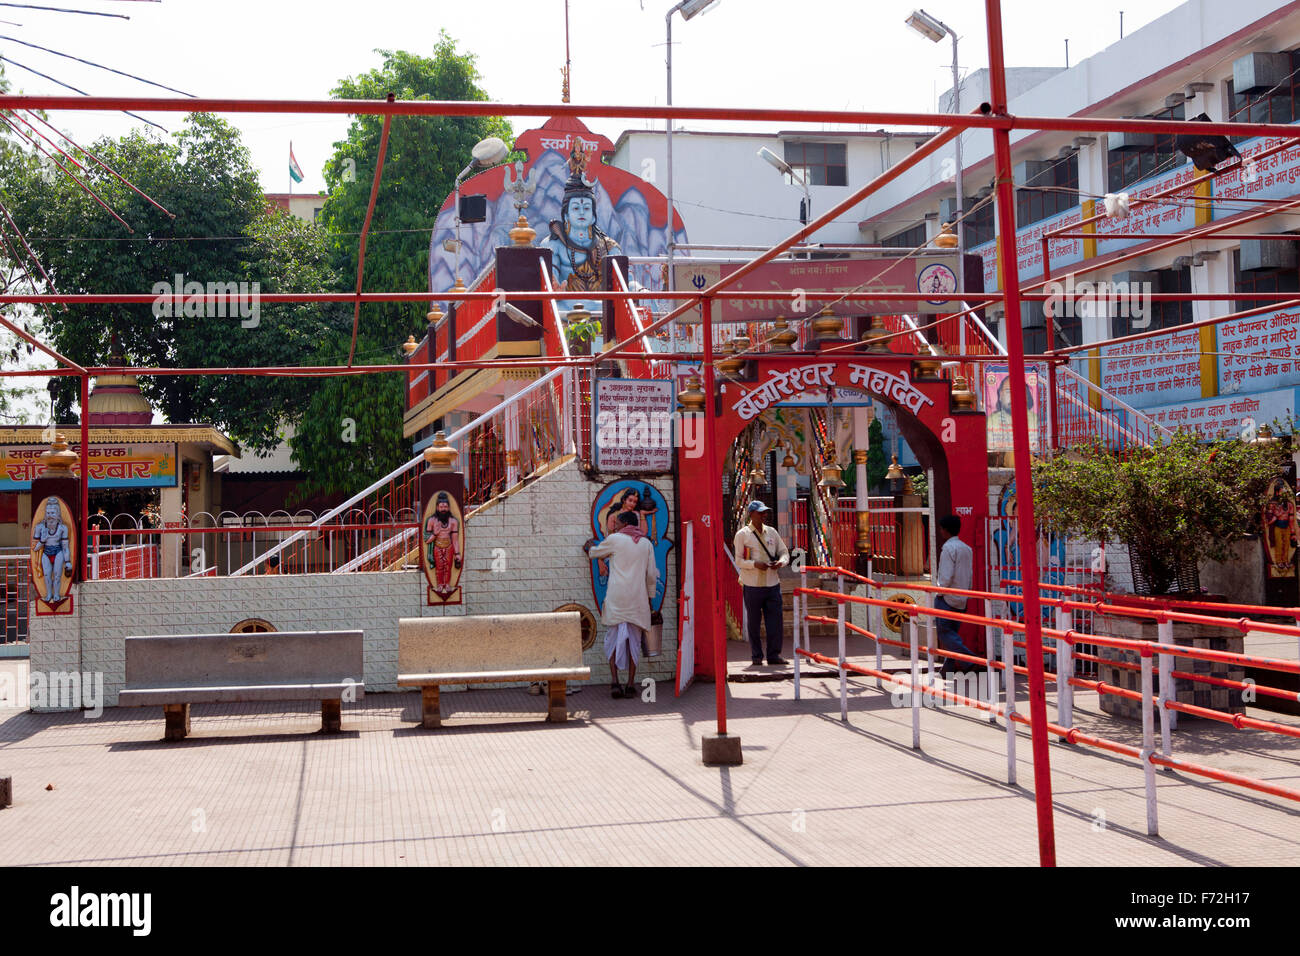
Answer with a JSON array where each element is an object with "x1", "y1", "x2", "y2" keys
[
  {"x1": 1, "y1": 113, "x2": 346, "y2": 452},
  {"x1": 0, "y1": 65, "x2": 56, "y2": 423},
  {"x1": 1033, "y1": 431, "x2": 1286, "y2": 594},
  {"x1": 866, "y1": 417, "x2": 888, "y2": 492},
  {"x1": 291, "y1": 37, "x2": 513, "y2": 495}
]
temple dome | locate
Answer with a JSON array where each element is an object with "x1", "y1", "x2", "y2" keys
[{"x1": 87, "y1": 373, "x2": 153, "y2": 425}]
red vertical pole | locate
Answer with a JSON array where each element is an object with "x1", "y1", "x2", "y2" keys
[
  {"x1": 1048, "y1": 359, "x2": 1060, "y2": 451},
  {"x1": 985, "y1": 0, "x2": 1058, "y2": 867},
  {"x1": 79, "y1": 372, "x2": 89, "y2": 578},
  {"x1": 700, "y1": 295, "x2": 727, "y2": 734}
]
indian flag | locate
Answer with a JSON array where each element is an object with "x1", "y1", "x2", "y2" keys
[{"x1": 289, "y1": 143, "x2": 304, "y2": 184}]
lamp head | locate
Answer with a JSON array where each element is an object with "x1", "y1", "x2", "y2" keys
[
  {"x1": 906, "y1": 9, "x2": 947, "y2": 42},
  {"x1": 757, "y1": 146, "x2": 793, "y2": 176},
  {"x1": 677, "y1": 0, "x2": 720, "y2": 20},
  {"x1": 471, "y1": 137, "x2": 510, "y2": 167}
]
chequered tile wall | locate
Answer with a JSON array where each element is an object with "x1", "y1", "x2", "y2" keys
[{"x1": 28, "y1": 461, "x2": 678, "y2": 709}]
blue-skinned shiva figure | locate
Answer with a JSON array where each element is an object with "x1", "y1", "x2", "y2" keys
[{"x1": 545, "y1": 145, "x2": 621, "y2": 296}]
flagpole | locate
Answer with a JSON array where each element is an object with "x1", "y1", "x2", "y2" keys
[{"x1": 289, "y1": 140, "x2": 293, "y2": 197}]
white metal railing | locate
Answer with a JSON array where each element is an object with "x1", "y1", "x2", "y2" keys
[
  {"x1": 332, "y1": 526, "x2": 419, "y2": 574},
  {"x1": 900, "y1": 314, "x2": 941, "y2": 357},
  {"x1": 231, "y1": 363, "x2": 572, "y2": 576}
]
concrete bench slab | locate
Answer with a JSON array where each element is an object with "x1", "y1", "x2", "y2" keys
[
  {"x1": 121, "y1": 631, "x2": 364, "y2": 740},
  {"x1": 398, "y1": 612, "x2": 591, "y2": 727}
]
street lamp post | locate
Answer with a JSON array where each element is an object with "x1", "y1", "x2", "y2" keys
[
  {"x1": 757, "y1": 146, "x2": 811, "y2": 258},
  {"x1": 452, "y1": 136, "x2": 511, "y2": 287},
  {"x1": 907, "y1": 9, "x2": 964, "y2": 298},
  {"x1": 666, "y1": 0, "x2": 720, "y2": 349}
]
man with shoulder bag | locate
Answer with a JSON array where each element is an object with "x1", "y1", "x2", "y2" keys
[{"x1": 733, "y1": 500, "x2": 791, "y2": 666}]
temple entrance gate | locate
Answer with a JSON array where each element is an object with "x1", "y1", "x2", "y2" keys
[{"x1": 679, "y1": 346, "x2": 988, "y2": 679}]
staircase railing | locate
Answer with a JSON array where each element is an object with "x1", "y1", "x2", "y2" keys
[
  {"x1": 231, "y1": 363, "x2": 571, "y2": 576},
  {"x1": 1054, "y1": 365, "x2": 1170, "y2": 453}
]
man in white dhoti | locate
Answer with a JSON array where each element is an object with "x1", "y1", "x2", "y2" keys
[{"x1": 585, "y1": 511, "x2": 658, "y2": 698}]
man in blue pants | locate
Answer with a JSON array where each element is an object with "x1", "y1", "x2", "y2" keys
[{"x1": 733, "y1": 501, "x2": 790, "y2": 666}]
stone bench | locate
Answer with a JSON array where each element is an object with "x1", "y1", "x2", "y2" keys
[
  {"x1": 398, "y1": 612, "x2": 591, "y2": 727},
  {"x1": 119, "y1": 630, "x2": 365, "y2": 740}
]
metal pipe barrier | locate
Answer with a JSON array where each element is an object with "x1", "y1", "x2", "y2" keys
[{"x1": 793, "y1": 566, "x2": 1300, "y2": 835}]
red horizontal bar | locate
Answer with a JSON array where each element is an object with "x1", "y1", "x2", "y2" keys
[
  {"x1": 1053, "y1": 233, "x2": 1300, "y2": 242},
  {"x1": 1149, "y1": 752, "x2": 1300, "y2": 802},
  {"x1": 0, "y1": 290, "x2": 1006, "y2": 306},
  {"x1": 1006, "y1": 577, "x2": 1300, "y2": 621},
  {"x1": 2, "y1": 93, "x2": 1299, "y2": 141},
  {"x1": 87, "y1": 523, "x2": 417, "y2": 534}
]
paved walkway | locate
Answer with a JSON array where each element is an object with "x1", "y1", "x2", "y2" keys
[{"x1": 0, "y1": 658, "x2": 1296, "y2": 866}]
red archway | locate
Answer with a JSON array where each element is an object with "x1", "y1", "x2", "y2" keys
[{"x1": 680, "y1": 348, "x2": 988, "y2": 679}]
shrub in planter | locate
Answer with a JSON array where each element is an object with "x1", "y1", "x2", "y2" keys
[{"x1": 1031, "y1": 430, "x2": 1285, "y2": 596}]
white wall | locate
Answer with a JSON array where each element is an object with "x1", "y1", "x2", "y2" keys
[
  {"x1": 28, "y1": 460, "x2": 679, "y2": 709},
  {"x1": 613, "y1": 130, "x2": 928, "y2": 248}
]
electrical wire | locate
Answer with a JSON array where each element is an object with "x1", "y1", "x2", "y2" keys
[
  {"x1": 0, "y1": 3, "x2": 128, "y2": 17},
  {"x1": 0, "y1": 35, "x2": 196, "y2": 97},
  {"x1": 0, "y1": 54, "x2": 166, "y2": 131}
]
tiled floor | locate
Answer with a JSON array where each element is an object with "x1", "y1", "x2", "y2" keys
[{"x1": 0, "y1": 657, "x2": 1296, "y2": 866}]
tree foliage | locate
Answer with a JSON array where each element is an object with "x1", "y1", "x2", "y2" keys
[
  {"x1": 1032, "y1": 431, "x2": 1287, "y2": 594},
  {"x1": 1, "y1": 113, "x2": 346, "y2": 452},
  {"x1": 291, "y1": 37, "x2": 513, "y2": 495},
  {"x1": 866, "y1": 417, "x2": 888, "y2": 492}
]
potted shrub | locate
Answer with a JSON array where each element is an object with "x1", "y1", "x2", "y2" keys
[
  {"x1": 1032, "y1": 429, "x2": 1288, "y2": 720},
  {"x1": 562, "y1": 309, "x2": 602, "y2": 357},
  {"x1": 1032, "y1": 430, "x2": 1285, "y2": 596}
]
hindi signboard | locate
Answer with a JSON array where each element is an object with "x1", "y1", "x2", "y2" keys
[
  {"x1": 0, "y1": 443, "x2": 178, "y2": 491},
  {"x1": 671, "y1": 254, "x2": 962, "y2": 322},
  {"x1": 593, "y1": 378, "x2": 676, "y2": 473},
  {"x1": 1145, "y1": 386, "x2": 1298, "y2": 441},
  {"x1": 1218, "y1": 305, "x2": 1300, "y2": 395}
]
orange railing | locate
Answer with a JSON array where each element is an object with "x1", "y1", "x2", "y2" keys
[{"x1": 792, "y1": 563, "x2": 1300, "y2": 828}]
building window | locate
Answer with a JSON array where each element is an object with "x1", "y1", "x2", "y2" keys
[
  {"x1": 965, "y1": 200, "x2": 996, "y2": 247},
  {"x1": 1234, "y1": 248, "x2": 1300, "y2": 312},
  {"x1": 1015, "y1": 154, "x2": 1078, "y2": 227},
  {"x1": 1107, "y1": 103, "x2": 1185, "y2": 192},
  {"x1": 881, "y1": 222, "x2": 927, "y2": 249},
  {"x1": 783, "y1": 142, "x2": 847, "y2": 186},
  {"x1": 1111, "y1": 267, "x2": 1193, "y2": 338},
  {"x1": 1227, "y1": 51, "x2": 1300, "y2": 128}
]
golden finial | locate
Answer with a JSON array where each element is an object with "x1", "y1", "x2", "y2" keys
[
  {"x1": 677, "y1": 369, "x2": 706, "y2": 414},
  {"x1": 423, "y1": 431, "x2": 458, "y2": 473},
  {"x1": 401, "y1": 336, "x2": 418, "y2": 356},
  {"x1": 933, "y1": 221, "x2": 958, "y2": 249},
  {"x1": 950, "y1": 375, "x2": 978, "y2": 411},
  {"x1": 811, "y1": 306, "x2": 842, "y2": 341},
  {"x1": 509, "y1": 214, "x2": 536, "y2": 246},
  {"x1": 39, "y1": 432, "x2": 79, "y2": 476},
  {"x1": 861, "y1": 314, "x2": 891, "y2": 353},
  {"x1": 769, "y1": 317, "x2": 798, "y2": 352}
]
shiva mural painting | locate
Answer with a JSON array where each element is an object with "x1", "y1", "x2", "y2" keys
[
  {"x1": 30, "y1": 495, "x2": 75, "y2": 614},
  {"x1": 544, "y1": 144, "x2": 622, "y2": 303},
  {"x1": 428, "y1": 116, "x2": 686, "y2": 305},
  {"x1": 588, "y1": 478, "x2": 672, "y2": 615}
]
